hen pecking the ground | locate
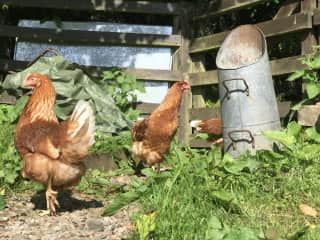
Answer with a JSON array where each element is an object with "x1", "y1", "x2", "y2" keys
[
  {"x1": 14, "y1": 73, "x2": 95, "y2": 215},
  {"x1": 131, "y1": 80, "x2": 190, "y2": 173},
  {"x1": 190, "y1": 118, "x2": 223, "y2": 145}
]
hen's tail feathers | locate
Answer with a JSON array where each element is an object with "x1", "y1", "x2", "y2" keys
[
  {"x1": 61, "y1": 100, "x2": 95, "y2": 164},
  {"x1": 190, "y1": 118, "x2": 222, "y2": 135}
]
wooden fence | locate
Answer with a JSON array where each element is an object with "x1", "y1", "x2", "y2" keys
[{"x1": 0, "y1": 0, "x2": 318, "y2": 148}]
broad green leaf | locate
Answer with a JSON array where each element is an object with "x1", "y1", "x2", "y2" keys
[
  {"x1": 306, "y1": 82, "x2": 320, "y2": 99},
  {"x1": 223, "y1": 158, "x2": 260, "y2": 174},
  {"x1": 212, "y1": 190, "x2": 234, "y2": 202},
  {"x1": 309, "y1": 55, "x2": 320, "y2": 69},
  {"x1": 287, "y1": 70, "x2": 305, "y2": 81},
  {"x1": 195, "y1": 133, "x2": 209, "y2": 140},
  {"x1": 207, "y1": 215, "x2": 222, "y2": 229},
  {"x1": 305, "y1": 127, "x2": 320, "y2": 143},
  {"x1": 224, "y1": 227, "x2": 263, "y2": 240},
  {"x1": 287, "y1": 121, "x2": 301, "y2": 137},
  {"x1": 263, "y1": 130, "x2": 296, "y2": 148}
]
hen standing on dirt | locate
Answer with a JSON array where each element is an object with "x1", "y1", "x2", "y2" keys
[
  {"x1": 14, "y1": 73, "x2": 95, "y2": 215},
  {"x1": 131, "y1": 80, "x2": 190, "y2": 173}
]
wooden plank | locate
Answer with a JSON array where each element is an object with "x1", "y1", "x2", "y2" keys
[
  {"x1": 0, "y1": 0, "x2": 181, "y2": 15},
  {"x1": 300, "y1": 0, "x2": 317, "y2": 55},
  {"x1": 270, "y1": 55, "x2": 307, "y2": 76},
  {"x1": 298, "y1": 103, "x2": 320, "y2": 126},
  {"x1": 313, "y1": 8, "x2": 320, "y2": 25},
  {"x1": 0, "y1": 58, "x2": 181, "y2": 82},
  {"x1": 0, "y1": 25, "x2": 181, "y2": 47},
  {"x1": 189, "y1": 55, "x2": 306, "y2": 86},
  {"x1": 190, "y1": 107, "x2": 220, "y2": 120},
  {"x1": 190, "y1": 101, "x2": 291, "y2": 120},
  {"x1": 273, "y1": 0, "x2": 299, "y2": 20},
  {"x1": 0, "y1": 94, "x2": 16, "y2": 104},
  {"x1": 134, "y1": 102, "x2": 158, "y2": 113},
  {"x1": 189, "y1": 70, "x2": 218, "y2": 86},
  {"x1": 190, "y1": 13, "x2": 312, "y2": 53},
  {"x1": 190, "y1": 138, "x2": 213, "y2": 148},
  {"x1": 193, "y1": 0, "x2": 267, "y2": 20}
]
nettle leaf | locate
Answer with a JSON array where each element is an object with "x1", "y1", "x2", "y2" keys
[
  {"x1": 205, "y1": 216, "x2": 227, "y2": 240},
  {"x1": 287, "y1": 70, "x2": 305, "y2": 81},
  {"x1": 306, "y1": 127, "x2": 320, "y2": 143},
  {"x1": 263, "y1": 130, "x2": 296, "y2": 148},
  {"x1": 306, "y1": 82, "x2": 320, "y2": 99},
  {"x1": 224, "y1": 227, "x2": 264, "y2": 240},
  {"x1": 287, "y1": 121, "x2": 301, "y2": 137},
  {"x1": 223, "y1": 158, "x2": 260, "y2": 174},
  {"x1": 309, "y1": 55, "x2": 320, "y2": 69}
]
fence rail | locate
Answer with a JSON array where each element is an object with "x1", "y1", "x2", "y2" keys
[
  {"x1": 0, "y1": 0, "x2": 182, "y2": 15},
  {"x1": 0, "y1": 0, "x2": 318, "y2": 148}
]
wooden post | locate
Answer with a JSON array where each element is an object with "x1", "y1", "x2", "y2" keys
[
  {"x1": 300, "y1": 0, "x2": 318, "y2": 96},
  {"x1": 301, "y1": 0, "x2": 317, "y2": 54},
  {"x1": 190, "y1": 54, "x2": 206, "y2": 108},
  {"x1": 173, "y1": 7, "x2": 192, "y2": 144}
]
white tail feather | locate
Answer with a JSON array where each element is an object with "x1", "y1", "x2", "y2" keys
[
  {"x1": 70, "y1": 100, "x2": 95, "y2": 146},
  {"x1": 190, "y1": 120, "x2": 202, "y2": 131}
]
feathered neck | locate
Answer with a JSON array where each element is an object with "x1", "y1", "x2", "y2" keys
[
  {"x1": 23, "y1": 76, "x2": 57, "y2": 122},
  {"x1": 155, "y1": 86, "x2": 184, "y2": 112}
]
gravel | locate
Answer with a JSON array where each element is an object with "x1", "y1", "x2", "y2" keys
[{"x1": 0, "y1": 189, "x2": 137, "y2": 240}]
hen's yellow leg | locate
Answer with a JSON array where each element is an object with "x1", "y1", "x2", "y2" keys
[{"x1": 40, "y1": 175, "x2": 59, "y2": 216}]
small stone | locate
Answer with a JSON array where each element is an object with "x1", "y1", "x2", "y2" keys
[
  {"x1": 87, "y1": 218, "x2": 104, "y2": 231},
  {"x1": 0, "y1": 217, "x2": 9, "y2": 222}
]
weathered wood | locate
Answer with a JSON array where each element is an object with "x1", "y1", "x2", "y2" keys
[
  {"x1": 273, "y1": 0, "x2": 299, "y2": 19},
  {"x1": 193, "y1": 0, "x2": 267, "y2": 20},
  {"x1": 190, "y1": 54, "x2": 206, "y2": 108},
  {"x1": 0, "y1": 0, "x2": 182, "y2": 15},
  {"x1": 190, "y1": 138, "x2": 213, "y2": 148},
  {"x1": 0, "y1": 58, "x2": 181, "y2": 82},
  {"x1": 270, "y1": 55, "x2": 307, "y2": 76},
  {"x1": 189, "y1": 70, "x2": 218, "y2": 86},
  {"x1": 174, "y1": 9, "x2": 192, "y2": 144},
  {"x1": 190, "y1": 13, "x2": 312, "y2": 53},
  {"x1": 190, "y1": 101, "x2": 291, "y2": 120},
  {"x1": 0, "y1": 25, "x2": 181, "y2": 47},
  {"x1": 190, "y1": 107, "x2": 220, "y2": 120},
  {"x1": 313, "y1": 8, "x2": 320, "y2": 25},
  {"x1": 189, "y1": 55, "x2": 307, "y2": 86},
  {"x1": 301, "y1": 0, "x2": 317, "y2": 54},
  {"x1": 134, "y1": 102, "x2": 158, "y2": 113},
  {"x1": 298, "y1": 103, "x2": 320, "y2": 126},
  {"x1": 0, "y1": 93, "x2": 16, "y2": 104}
]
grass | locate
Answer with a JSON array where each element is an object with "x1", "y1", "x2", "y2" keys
[{"x1": 104, "y1": 124, "x2": 320, "y2": 240}]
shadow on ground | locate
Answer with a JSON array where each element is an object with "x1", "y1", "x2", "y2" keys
[{"x1": 31, "y1": 189, "x2": 103, "y2": 212}]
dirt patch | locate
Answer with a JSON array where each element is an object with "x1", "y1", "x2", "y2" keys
[{"x1": 0, "y1": 189, "x2": 137, "y2": 240}]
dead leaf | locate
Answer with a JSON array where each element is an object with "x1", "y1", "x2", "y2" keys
[{"x1": 299, "y1": 203, "x2": 317, "y2": 217}]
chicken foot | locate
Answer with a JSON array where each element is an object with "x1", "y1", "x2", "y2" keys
[{"x1": 40, "y1": 176, "x2": 60, "y2": 216}]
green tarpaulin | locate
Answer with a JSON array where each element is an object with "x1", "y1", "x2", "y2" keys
[{"x1": 1, "y1": 55, "x2": 130, "y2": 133}]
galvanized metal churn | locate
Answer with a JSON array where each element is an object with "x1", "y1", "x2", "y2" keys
[{"x1": 216, "y1": 25, "x2": 281, "y2": 158}]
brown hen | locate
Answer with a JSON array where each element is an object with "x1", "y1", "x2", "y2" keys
[
  {"x1": 131, "y1": 80, "x2": 190, "y2": 173},
  {"x1": 14, "y1": 73, "x2": 95, "y2": 215},
  {"x1": 190, "y1": 118, "x2": 223, "y2": 145}
]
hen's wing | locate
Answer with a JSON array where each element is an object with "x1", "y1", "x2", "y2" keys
[
  {"x1": 59, "y1": 100, "x2": 95, "y2": 164},
  {"x1": 132, "y1": 118, "x2": 149, "y2": 141}
]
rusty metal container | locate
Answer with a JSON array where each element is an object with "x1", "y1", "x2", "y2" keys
[{"x1": 216, "y1": 25, "x2": 280, "y2": 158}]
